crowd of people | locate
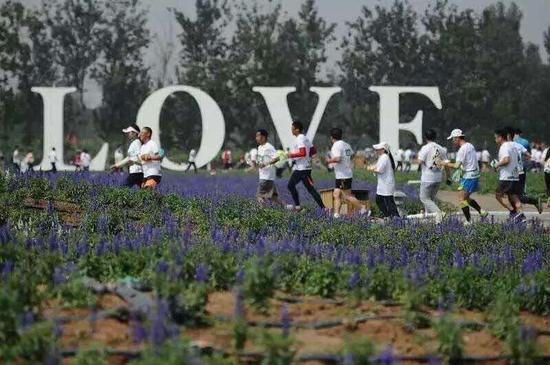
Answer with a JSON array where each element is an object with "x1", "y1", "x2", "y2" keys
[{"x1": 4, "y1": 121, "x2": 550, "y2": 222}]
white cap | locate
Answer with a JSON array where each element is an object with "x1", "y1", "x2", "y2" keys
[
  {"x1": 373, "y1": 142, "x2": 390, "y2": 151},
  {"x1": 122, "y1": 125, "x2": 140, "y2": 134},
  {"x1": 447, "y1": 129, "x2": 464, "y2": 140}
]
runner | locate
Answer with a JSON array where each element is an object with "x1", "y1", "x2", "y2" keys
[
  {"x1": 416, "y1": 129, "x2": 448, "y2": 223},
  {"x1": 368, "y1": 142, "x2": 399, "y2": 218},
  {"x1": 139, "y1": 127, "x2": 162, "y2": 189},
  {"x1": 110, "y1": 124, "x2": 143, "y2": 188},
  {"x1": 80, "y1": 149, "x2": 91, "y2": 171},
  {"x1": 505, "y1": 127, "x2": 543, "y2": 214},
  {"x1": 185, "y1": 148, "x2": 197, "y2": 174},
  {"x1": 12, "y1": 146, "x2": 21, "y2": 172},
  {"x1": 286, "y1": 121, "x2": 325, "y2": 211},
  {"x1": 403, "y1": 147, "x2": 412, "y2": 172},
  {"x1": 481, "y1": 147, "x2": 491, "y2": 172},
  {"x1": 544, "y1": 146, "x2": 550, "y2": 208},
  {"x1": 493, "y1": 129, "x2": 524, "y2": 221},
  {"x1": 49, "y1": 147, "x2": 58, "y2": 173},
  {"x1": 439, "y1": 129, "x2": 487, "y2": 225},
  {"x1": 325, "y1": 128, "x2": 369, "y2": 218},
  {"x1": 253, "y1": 129, "x2": 284, "y2": 206}
]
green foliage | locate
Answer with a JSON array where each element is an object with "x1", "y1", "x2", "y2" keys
[
  {"x1": 129, "y1": 340, "x2": 195, "y2": 365},
  {"x1": 233, "y1": 318, "x2": 248, "y2": 351},
  {"x1": 401, "y1": 288, "x2": 431, "y2": 329},
  {"x1": 304, "y1": 262, "x2": 338, "y2": 298},
  {"x1": 434, "y1": 314, "x2": 464, "y2": 363},
  {"x1": 343, "y1": 335, "x2": 375, "y2": 365},
  {"x1": 16, "y1": 321, "x2": 56, "y2": 363},
  {"x1": 505, "y1": 326, "x2": 542, "y2": 365},
  {"x1": 51, "y1": 278, "x2": 97, "y2": 308},
  {"x1": 74, "y1": 345, "x2": 107, "y2": 365},
  {"x1": 244, "y1": 257, "x2": 275, "y2": 313},
  {"x1": 487, "y1": 291, "x2": 520, "y2": 339},
  {"x1": 259, "y1": 330, "x2": 296, "y2": 365}
]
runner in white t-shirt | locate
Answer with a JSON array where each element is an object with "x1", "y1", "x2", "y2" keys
[
  {"x1": 111, "y1": 124, "x2": 144, "y2": 188},
  {"x1": 325, "y1": 128, "x2": 369, "y2": 218},
  {"x1": 416, "y1": 129, "x2": 448, "y2": 223},
  {"x1": 48, "y1": 147, "x2": 58, "y2": 173},
  {"x1": 285, "y1": 121, "x2": 325, "y2": 211},
  {"x1": 253, "y1": 129, "x2": 284, "y2": 206},
  {"x1": 439, "y1": 129, "x2": 486, "y2": 225},
  {"x1": 494, "y1": 129, "x2": 524, "y2": 221},
  {"x1": 504, "y1": 127, "x2": 542, "y2": 214},
  {"x1": 139, "y1": 127, "x2": 163, "y2": 189},
  {"x1": 368, "y1": 142, "x2": 399, "y2": 218}
]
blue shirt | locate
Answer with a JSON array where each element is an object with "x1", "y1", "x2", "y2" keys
[{"x1": 514, "y1": 136, "x2": 530, "y2": 152}]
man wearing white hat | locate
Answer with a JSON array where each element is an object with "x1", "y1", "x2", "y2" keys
[
  {"x1": 110, "y1": 124, "x2": 143, "y2": 188},
  {"x1": 439, "y1": 129, "x2": 487, "y2": 225}
]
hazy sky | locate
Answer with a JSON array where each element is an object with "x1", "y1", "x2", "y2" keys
[{"x1": 16, "y1": 0, "x2": 550, "y2": 107}]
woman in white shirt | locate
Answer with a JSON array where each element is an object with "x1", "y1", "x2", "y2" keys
[{"x1": 368, "y1": 142, "x2": 399, "y2": 218}]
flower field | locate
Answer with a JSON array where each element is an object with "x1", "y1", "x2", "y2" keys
[{"x1": 0, "y1": 172, "x2": 549, "y2": 364}]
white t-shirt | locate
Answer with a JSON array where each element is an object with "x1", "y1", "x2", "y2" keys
[
  {"x1": 418, "y1": 142, "x2": 447, "y2": 183},
  {"x1": 80, "y1": 152, "x2": 91, "y2": 168},
  {"x1": 128, "y1": 139, "x2": 143, "y2": 174},
  {"x1": 375, "y1": 153, "x2": 395, "y2": 196},
  {"x1": 481, "y1": 150, "x2": 491, "y2": 163},
  {"x1": 291, "y1": 134, "x2": 313, "y2": 171},
  {"x1": 331, "y1": 140, "x2": 353, "y2": 179},
  {"x1": 456, "y1": 142, "x2": 479, "y2": 179},
  {"x1": 257, "y1": 143, "x2": 276, "y2": 181},
  {"x1": 395, "y1": 149, "x2": 404, "y2": 162},
  {"x1": 48, "y1": 150, "x2": 57, "y2": 163},
  {"x1": 512, "y1": 141, "x2": 527, "y2": 175},
  {"x1": 140, "y1": 140, "x2": 161, "y2": 178},
  {"x1": 498, "y1": 141, "x2": 520, "y2": 181},
  {"x1": 189, "y1": 149, "x2": 196, "y2": 163},
  {"x1": 404, "y1": 149, "x2": 412, "y2": 162}
]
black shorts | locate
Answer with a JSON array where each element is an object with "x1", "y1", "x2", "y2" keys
[
  {"x1": 126, "y1": 173, "x2": 143, "y2": 188},
  {"x1": 335, "y1": 178, "x2": 352, "y2": 190},
  {"x1": 497, "y1": 180, "x2": 521, "y2": 195}
]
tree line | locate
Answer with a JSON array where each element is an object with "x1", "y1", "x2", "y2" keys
[{"x1": 1, "y1": 0, "x2": 549, "y2": 160}]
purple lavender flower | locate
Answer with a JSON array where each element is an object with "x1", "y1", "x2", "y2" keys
[
  {"x1": 45, "y1": 347, "x2": 60, "y2": 365},
  {"x1": 53, "y1": 320, "x2": 63, "y2": 339},
  {"x1": 234, "y1": 287, "x2": 245, "y2": 319},
  {"x1": 348, "y1": 271, "x2": 361, "y2": 290},
  {"x1": 151, "y1": 299, "x2": 170, "y2": 349},
  {"x1": 52, "y1": 266, "x2": 66, "y2": 286},
  {"x1": 195, "y1": 263, "x2": 209, "y2": 283},
  {"x1": 342, "y1": 353, "x2": 355, "y2": 365},
  {"x1": 378, "y1": 346, "x2": 395, "y2": 365},
  {"x1": 1, "y1": 260, "x2": 13, "y2": 281},
  {"x1": 235, "y1": 267, "x2": 245, "y2": 284},
  {"x1": 130, "y1": 313, "x2": 148, "y2": 344},
  {"x1": 155, "y1": 259, "x2": 169, "y2": 274},
  {"x1": 281, "y1": 304, "x2": 291, "y2": 338}
]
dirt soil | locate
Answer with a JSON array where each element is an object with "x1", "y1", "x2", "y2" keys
[{"x1": 39, "y1": 290, "x2": 550, "y2": 364}]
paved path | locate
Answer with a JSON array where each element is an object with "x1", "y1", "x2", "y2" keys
[{"x1": 434, "y1": 190, "x2": 550, "y2": 224}]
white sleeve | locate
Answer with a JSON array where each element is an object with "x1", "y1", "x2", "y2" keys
[
  {"x1": 296, "y1": 135, "x2": 306, "y2": 149},
  {"x1": 417, "y1": 146, "x2": 427, "y2": 162},
  {"x1": 331, "y1": 143, "x2": 341, "y2": 158},
  {"x1": 456, "y1": 147, "x2": 465, "y2": 163},
  {"x1": 376, "y1": 155, "x2": 388, "y2": 172}
]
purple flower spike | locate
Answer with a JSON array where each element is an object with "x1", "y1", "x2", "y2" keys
[{"x1": 195, "y1": 263, "x2": 209, "y2": 283}]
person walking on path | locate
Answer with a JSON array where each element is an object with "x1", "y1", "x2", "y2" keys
[
  {"x1": 253, "y1": 129, "x2": 284, "y2": 206},
  {"x1": 285, "y1": 121, "x2": 325, "y2": 211},
  {"x1": 325, "y1": 128, "x2": 369, "y2": 218},
  {"x1": 185, "y1": 149, "x2": 197, "y2": 174},
  {"x1": 49, "y1": 147, "x2": 58, "y2": 173},
  {"x1": 505, "y1": 127, "x2": 543, "y2": 214},
  {"x1": 439, "y1": 129, "x2": 487, "y2": 225},
  {"x1": 417, "y1": 129, "x2": 448, "y2": 223},
  {"x1": 139, "y1": 127, "x2": 163, "y2": 189},
  {"x1": 111, "y1": 124, "x2": 144, "y2": 188},
  {"x1": 369, "y1": 142, "x2": 399, "y2": 218},
  {"x1": 493, "y1": 129, "x2": 525, "y2": 222}
]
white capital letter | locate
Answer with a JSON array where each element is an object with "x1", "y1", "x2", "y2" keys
[
  {"x1": 253, "y1": 86, "x2": 341, "y2": 149},
  {"x1": 136, "y1": 85, "x2": 225, "y2": 170},
  {"x1": 32, "y1": 87, "x2": 76, "y2": 171},
  {"x1": 369, "y1": 86, "x2": 442, "y2": 152}
]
